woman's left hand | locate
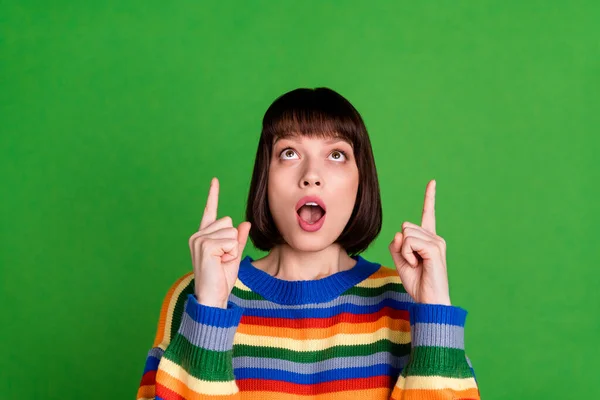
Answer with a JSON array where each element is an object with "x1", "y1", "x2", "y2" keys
[{"x1": 388, "y1": 180, "x2": 451, "y2": 306}]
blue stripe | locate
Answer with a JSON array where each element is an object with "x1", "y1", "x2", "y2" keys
[
  {"x1": 234, "y1": 364, "x2": 400, "y2": 384},
  {"x1": 185, "y1": 293, "x2": 244, "y2": 328},
  {"x1": 408, "y1": 303, "x2": 467, "y2": 326},
  {"x1": 236, "y1": 298, "x2": 413, "y2": 319},
  {"x1": 142, "y1": 355, "x2": 160, "y2": 374}
]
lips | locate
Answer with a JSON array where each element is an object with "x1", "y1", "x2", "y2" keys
[
  {"x1": 295, "y1": 195, "x2": 326, "y2": 232},
  {"x1": 295, "y1": 195, "x2": 327, "y2": 214}
]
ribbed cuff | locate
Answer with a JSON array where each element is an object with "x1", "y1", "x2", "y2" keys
[
  {"x1": 404, "y1": 303, "x2": 472, "y2": 377},
  {"x1": 164, "y1": 294, "x2": 244, "y2": 381},
  {"x1": 180, "y1": 293, "x2": 244, "y2": 351},
  {"x1": 409, "y1": 303, "x2": 467, "y2": 327}
]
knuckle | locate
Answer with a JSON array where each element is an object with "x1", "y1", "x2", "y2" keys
[
  {"x1": 437, "y1": 242, "x2": 445, "y2": 253},
  {"x1": 199, "y1": 239, "x2": 211, "y2": 252},
  {"x1": 219, "y1": 227, "x2": 235, "y2": 238},
  {"x1": 227, "y1": 228, "x2": 238, "y2": 239},
  {"x1": 189, "y1": 232, "x2": 201, "y2": 246}
]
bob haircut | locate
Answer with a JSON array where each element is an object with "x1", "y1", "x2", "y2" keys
[{"x1": 245, "y1": 87, "x2": 382, "y2": 256}]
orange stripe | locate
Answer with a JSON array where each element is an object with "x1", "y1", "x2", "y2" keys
[
  {"x1": 240, "y1": 388, "x2": 390, "y2": 400},
  {"x1": 391, "y1": 387, "x2": 480, "y2": 400},
  {"x1": 136, "y1": 384, "x2": 155, "y2": 399},
  {"x1": 366, "y1": 266, "x2": 398, "y2": 279},
  {"x1": 156, "y1": 368, "x2": 238, "y2": 400},
  {"x1": 237, "y1": 316, "x2": 410, "y2": 339},
  {"x1": 152, "y1": 272, "x2": 194, "y2": 348}
]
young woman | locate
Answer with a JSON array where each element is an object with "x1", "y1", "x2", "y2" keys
[{"x1": 136, "y1": 88, "x2": 480, "y2": 400}]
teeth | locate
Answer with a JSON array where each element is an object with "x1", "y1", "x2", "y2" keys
[{"x1": 305, "y1": 202, "x2": 318, "y2": 206}]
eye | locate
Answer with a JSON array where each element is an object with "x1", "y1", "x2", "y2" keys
[
  {"x1": 280, "y1": 148, "x2": 299, "y2": 159},
  {"x1": 279, "y1": 148, "x2": 348, "y2": 161},
  {"x1": 329, "y1": 149, "x2": 348, "y2": 161}
]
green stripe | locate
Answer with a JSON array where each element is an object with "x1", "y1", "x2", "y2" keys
[
  {"x1": 343, "y1": 283, "x2": 407, "y2": 297},
  {"x1": 233, "y1": 339, "x2": 411, "y2": 363},
  {"x1": 164, "y1": 332, "x2": 235, "y2": 382},
  {"x1": 402, "y1": 347, "x2": 473, "y2": 378},
  {"x1": 168, "y1": 280, "x2": 195, "y2": 342},
  {"x1": 231, "y1": 286, "x2": 266, "y2": 300}
]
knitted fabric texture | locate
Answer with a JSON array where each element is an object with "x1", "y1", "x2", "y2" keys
[{"x1": 137, "y1": 254, "x2": 480, "y2": 400}]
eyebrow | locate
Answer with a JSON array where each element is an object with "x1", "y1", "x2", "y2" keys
[{"x1": 325, "y1": 138, "x2": 348, "y2": 144}]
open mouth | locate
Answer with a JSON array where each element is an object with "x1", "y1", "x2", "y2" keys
[{"x1": 297, "y1": 204, "x2": 326, "y2": 225}]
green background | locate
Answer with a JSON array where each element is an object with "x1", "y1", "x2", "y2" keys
[{"x1": 1, "y1": 1, "x2": 598, "y2": 399}]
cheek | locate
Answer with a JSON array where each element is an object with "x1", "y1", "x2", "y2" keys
[
  {"x1": 267, "y1": 170, "x2": 293, "y2": 216},
  {"x1": 336, "y1": 167, "x2": 359, "y2": 192},
  {"x1": 331, "y1": 174, "x2": 359, "y2": 212}
]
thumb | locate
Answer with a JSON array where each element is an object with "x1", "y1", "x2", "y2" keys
[{"x1": 237, "y1": 221, "x2": 251, "y2": 259}]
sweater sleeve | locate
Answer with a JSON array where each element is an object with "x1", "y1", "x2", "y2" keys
[
  {"x1": 136, "y1": 288, "x2": 244, "y2": 400},
  {"x1": 389, "y1": 303, "x2": 480, "y2": 400}
]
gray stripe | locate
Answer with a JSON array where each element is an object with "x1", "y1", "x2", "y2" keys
[
  {"x1": 177, "y1": 307, "x2": 237, "y2": 352},
  {"x1": 411, "y1": 323, "x2": 464, "y2": 349},
  {"x1": 229, "y1": 292, "x2": 413, "y2": 310},
  {"x1": 466, "y1": 355, "x2": 473, "y2": 368},
  {"x1": 148, "y1": 347, "x2": 164, "y2": 359},
  {"x1": 233, "y1": 353, "x2": 410, "y2": 373}
]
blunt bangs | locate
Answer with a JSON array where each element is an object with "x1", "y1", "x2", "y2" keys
[
  {"x1": 245, "y1": 87, "x2": 382, "y2": 256},
  {"x1": 262, "y1": 87, "x2": 364, "y2": 150}
]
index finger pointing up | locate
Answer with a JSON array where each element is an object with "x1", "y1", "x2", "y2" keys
[
  {"x1": 421, "y1": 179, "x2": 436, "y2": 234},
  {"x1": 199, "y1": 177, "x2": 219, "y2": 230}
]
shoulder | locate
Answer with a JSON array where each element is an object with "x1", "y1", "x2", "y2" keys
[
  {"x1": 354, "y1": 263, "x2": 415, "y2": 316},
  {"x1": 359, "y1": 261, "x2": 402, "y2": 285},
  {"x1": 151, "y1": 271, "x2": 195, "y2": 350}
]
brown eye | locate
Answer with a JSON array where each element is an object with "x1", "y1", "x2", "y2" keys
[
  {"x1": 280, "y1": 148, "x2": 298, "y2": 159},
  {"x1": 330, "y1": 150, "x2": 347, "y2": 161}
]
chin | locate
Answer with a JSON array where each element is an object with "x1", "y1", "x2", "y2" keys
[
  {"x1": 286, "y1": 239, "x2": 331, "y2": 253},
  {"x1": 280, "y1": 230, "x2": 340, "y2": 253}
]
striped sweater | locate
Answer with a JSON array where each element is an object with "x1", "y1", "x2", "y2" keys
[{"x1": 137, "y1": 254, "x2": 480, "y2": 400}]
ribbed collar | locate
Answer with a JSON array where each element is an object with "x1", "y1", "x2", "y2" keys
[{"x1": 237, "y1": 254, "x2": 381, "y2": 305}]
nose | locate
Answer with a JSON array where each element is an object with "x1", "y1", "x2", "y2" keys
[
  {"x1": 299, "y1": 157, "x2": 322, "y2": 188},
  {"x1": 302, "y1": 178, "x2": 321, "y2": 187},
  {"x1": 300, "y1": 168, "x2": 322, "y2": 187}
]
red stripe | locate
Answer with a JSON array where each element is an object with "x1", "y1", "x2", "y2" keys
[
  {"x1": 140, "y1": 370, "x2": 157, "y2": 386},
  {"x1": 238, "y1": 376, "x2": 392, "y2": 395},
  {"x1": 155, "y1": 382, "x2": 185, "y2": 400},
  {"x1": 241, "y1": 307, "x2": 409, "y2": 328}
]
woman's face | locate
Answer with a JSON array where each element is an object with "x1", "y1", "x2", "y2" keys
[{"x1": 267, "y1": 134, "x2": 359, "y2": 252}]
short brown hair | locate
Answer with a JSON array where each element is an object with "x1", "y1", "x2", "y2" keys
[{"x1": 245, "y1": 87, "x2": 382, "y2": 256}]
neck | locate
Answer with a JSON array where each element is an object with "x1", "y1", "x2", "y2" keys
[{"x1": 254, "y1": 243, "x2": 356, "y2": 281}]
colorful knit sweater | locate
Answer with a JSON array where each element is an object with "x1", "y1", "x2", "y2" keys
[{"x1": 137, "y1": 254, "x2": 480, "y2": 400}]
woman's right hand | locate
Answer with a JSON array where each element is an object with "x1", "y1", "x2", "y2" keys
[{"x1": 188, "y1": 177, "x2": 251, "y2": 308}]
